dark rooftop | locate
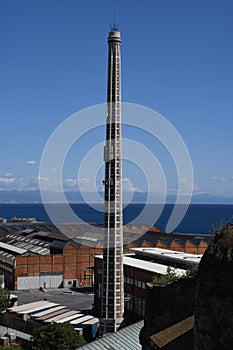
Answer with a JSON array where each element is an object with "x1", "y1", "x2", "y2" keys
[{"x1": 78, "y1": 320, "x2": 144, "y2": 350}]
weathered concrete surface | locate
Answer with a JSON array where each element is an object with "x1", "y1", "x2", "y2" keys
[{"x1": 194, "y1": 224, "x2": 233, "y2": 350}]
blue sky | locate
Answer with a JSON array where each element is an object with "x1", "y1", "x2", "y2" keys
[{"x1": 1, "y1": 0, "x2": 233, "y2": 199}]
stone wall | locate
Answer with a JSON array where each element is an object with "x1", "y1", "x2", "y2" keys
[
  {"x1": 140, "y1": 276, "x2": 196, "y2": 349},
  {"x1": 193, "y1": 224, "x2": 233, "y2": 350}
]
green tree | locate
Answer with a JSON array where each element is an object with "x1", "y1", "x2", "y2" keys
[
  {"x1": 0, "y1": 287, "x2": 10, "y2": 311},
  {"x1": 32, "y1": 323, "x2": 86, "y2": 350}
]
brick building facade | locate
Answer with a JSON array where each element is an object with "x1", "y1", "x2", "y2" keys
[
  {"x1": 0, "y1": 223, "x2": 210, "y2": 291},
  {"x1": 0, "y1": 224, "x2": 102, "y2": 290},
  {"x1": 94, "y1": 248, "x2": 202, "y2": 325}
]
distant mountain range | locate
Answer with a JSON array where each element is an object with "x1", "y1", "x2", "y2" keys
[
  {"x1": 191, "y1": 193, "x2": 233, "y2": 204},
  {"x1": 0, "y1": 190, "x2": 233, "y2": 204}
]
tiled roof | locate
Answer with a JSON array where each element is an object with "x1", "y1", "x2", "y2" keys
[{"x1": 77, "y1": 320, "x2": 143, "y2": 350}]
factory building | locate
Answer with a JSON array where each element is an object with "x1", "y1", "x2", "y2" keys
[
  {"x1": 0, "y1": 223, "x2": 102, "y2": 290},
  {"x1": 1, "y1": 300, "x2": 99, "y2": 344},
  {"x1": 94, "y1": 248, "x2": 202, "y2": 324},
  {"x1": 0, "y1": 222, "x2": 210, "y2": 291}
]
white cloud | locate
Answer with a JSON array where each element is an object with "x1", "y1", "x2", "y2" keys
[
  {"x1": 79, "y1": 178, "x2": 92, "y2": 184},
  {"x1": 25, "y1": 160, "x2": 36, "y2": 166},
  {"x1": 0, "y1": 177, "x2": 16, "y2": 184},
  {"x1": 78, "y1": 177, "x2": 98, "y2": 192},
  {"x1": 167, "y1": 177, "x2": 199, "y2": 196},
  {"x1": 122, "y1": 177, "x2": 143, "y2": 192},
  {"x1": 33, "y1": 176, "x2": 50, "y2": 183},
  {"x1": 63, "y1": 178, "x2": 78, "y2": 187},
  {"x1": 178, "y1": 177, "x2": 199, "y2": 194},
  {"x1": 208, "y1": 176, "x2": 233, "y2": 182},
  {"x1": 23, "y1": 176, "x2": 52, "y2": 191},
  {"x1": 4, "y1": 172, "x2": 13, "y2": 177},
  {"x1": 38, "y1": 176, "x2": 50, "y2": 183},
  {"x1": 211, "y1": 176, "x2": 226, "y2": 182}
]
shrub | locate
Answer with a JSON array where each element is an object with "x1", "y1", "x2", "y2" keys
[
  {"x1": 32, "y1": 323, "x2": 86, "y2": 350},
  {"x1": 0, "y1": 287, "x2": 10, "y2": 311},
  {"x1": 185, "y1": 264, "x2": 198, "y2": 278},
  {"x1": 152, "y1": 266, "x2": 180, "y2": 286}
]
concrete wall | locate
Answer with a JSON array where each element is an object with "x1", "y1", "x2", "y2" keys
[{"x1": 17, "y1": 275, "x2": 63, "y2": 290}]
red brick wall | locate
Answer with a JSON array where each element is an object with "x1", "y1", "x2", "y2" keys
[
  {"x1": 63, "y1": 243, "x2": 102, "y2": 285},
  {"x1": 170, "y1": 241, "x2": 185, "y2": 252},
  {"x1": 14, "y1": 242, "x2": 98, "y2": 289},
  {"x1": 184, "y1": 241, "x2": 198, "y2": 254},
  {"x1": 197, "y1": 241, "x2": 208, "y2": 254},
  {"x1": 11, "y1": 243, "x2": 103, "y2": 289},
  {"x1": 156, "y1": 240, "x2": 170, "y2": 250}
]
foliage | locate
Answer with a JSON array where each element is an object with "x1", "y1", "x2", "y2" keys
[
  {"x1": 152, "y1": 266, "x2": 180, "y2": 286},
  {"x1": 32, "y1": 323, "x2": 86, "y2": 350},
  {"x1": 212, "y1": 219, "x2": 227, "y2": 236},
  {"x1": 185, "y1": 264, "x2": 198, "y2": 278},
  {"x1": 0, "y1": 287, "x2": 10, "y2": 311},
  {"x1": 0, "y1": 346, "x2": 22, "y2": 350}
]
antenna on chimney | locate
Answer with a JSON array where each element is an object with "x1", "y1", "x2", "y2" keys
[{"x1": 111, "y1": 10, "x2": 118, "y2": 31}]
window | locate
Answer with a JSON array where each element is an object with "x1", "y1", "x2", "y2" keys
[
  {"x1": 97, "y1": 283, "x2": 102, "y2": 297},
  {"x1": 142, "y1": 299, "x2": 145, "y2": 316},
  {"x1": 141, "y1": 281, "x2": 146, "y2": 289}
]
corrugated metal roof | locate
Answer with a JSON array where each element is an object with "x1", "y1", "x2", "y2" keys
[
  {"x1": 44, "y1": 310, "x2": 80, "y2": 323},
  {"x1": 123, "y1": 255, "x2": 186, "y2": 276},
  {"x1": 131, "y1": 247, "x2": 202, "y2": 265},
  {"x1": 0, "y1": 250, "x2": 15, "y2": 263},
  {"x1": 68, "y1": 240, "x2": 82, "y2": 249},
  {"x1": 8, "y1": 300, "x2": 50, "y2": 313},
  {"x1": 35, "y1": 231, "x2": 69, "y2": 241},
  {"x1": 50, "y1": 240, "x2": 66, "y2": 253},
  {"x1": 18, "y1": 302, "x2": 59, "y2": 315},
  {"x1": 36, "y1": 308, "x2": 70, "y2": 321},
  {"x1": 96, "y1": 254, "x2": 186, "y2": 276},
  {"x1": 31, "y1": 305, "x2": 67, "y2": 318},
  {"x1": 0, "y1": 241, "x2": 27, "y2": 254},
  {"x1": 70, "y1": 315, "x2": 93, "y2": 325},
  {"x1": 77, "y1": 321, "x2": 143, "y2": 350},
  {"x1": 56, "y1": 312, "x2": 83, "y2": 324}
]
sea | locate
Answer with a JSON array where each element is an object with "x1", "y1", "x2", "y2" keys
[{"x1": 0, "y1": 203, "x2": 233, "y2": 235}]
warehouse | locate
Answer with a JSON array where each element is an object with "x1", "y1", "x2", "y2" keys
[
  {"x1": 2, "y1": 300, "x2": 99, "y2": 342},
  {"x1": 0, "y1": 223, "x2": 102, "y2": 290},
  {"x1": 94, "y1": 248, "x2": 201, "y2": 324},
  {"x1": 0, "y1": 222, "x2": 210, "y2": 290}
]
